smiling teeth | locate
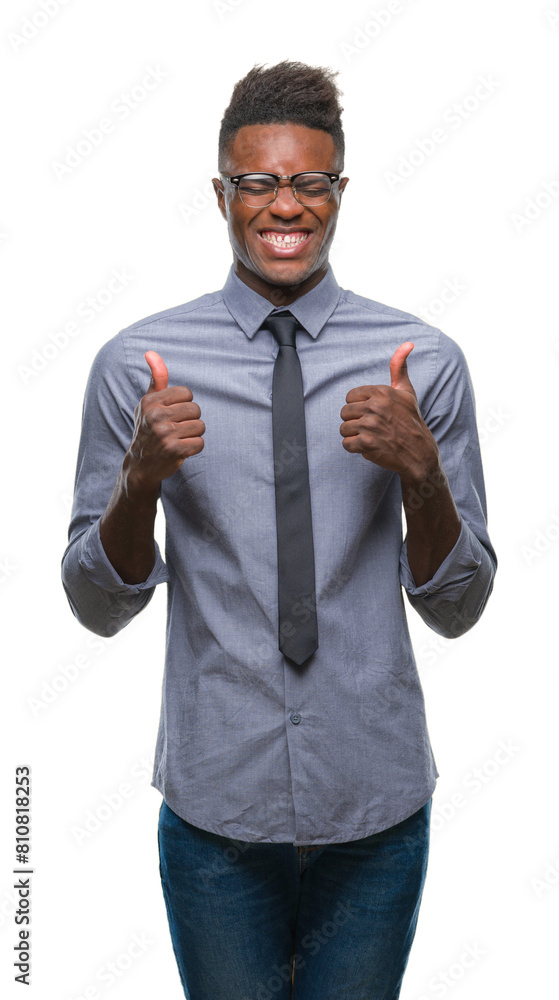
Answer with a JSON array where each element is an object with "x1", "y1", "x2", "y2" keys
[{"x1": 261, "y1": 232, "x2": 309, "y2": 246}]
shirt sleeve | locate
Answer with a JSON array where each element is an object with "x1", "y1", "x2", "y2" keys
[
  {"x1": 399, "y1": 330, "x2": 497, "y2": 638},
  {"x1": 61, "y1": 332, "x2": 170, "y2": 637}
]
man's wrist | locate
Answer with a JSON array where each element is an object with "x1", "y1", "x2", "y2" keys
[
  {"x1": 399, "y1": 450, "x2": 447, "y2": 502},
  {"x1": 119, "y1": 453, "x2": 161, "y2": 509}
]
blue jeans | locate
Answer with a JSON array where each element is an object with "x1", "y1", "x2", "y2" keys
[{"x1": 158, "y1": 796, "x2": 432, "y2": 1000}]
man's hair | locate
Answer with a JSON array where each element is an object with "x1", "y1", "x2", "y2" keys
[{"x1": 218, "y1": 61, "x2": 345, "y2": 169}]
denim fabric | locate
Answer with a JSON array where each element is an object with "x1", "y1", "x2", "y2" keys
[{"x1": 158, "y1": 796, "x2": 432, "y2": 1000}]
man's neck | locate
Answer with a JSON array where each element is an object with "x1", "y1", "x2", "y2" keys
[{"x1": 234, "y1": 260, "x2": 328, "y2": 307}]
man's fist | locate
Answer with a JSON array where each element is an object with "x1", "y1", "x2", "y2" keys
[
  {"x1": 339, "y1": 342, "x2": 438, "y2": 481},
  {"x1": 124, "y1": 351, "x2": 205, "y2": 491}
]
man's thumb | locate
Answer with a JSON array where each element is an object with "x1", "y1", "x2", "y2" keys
[
  {"x1": 145, "y1": 351, "x2": 169, "y2": 393},
  {"x1": 389, "y1": 342, "x2": 415, "y2": 393}
]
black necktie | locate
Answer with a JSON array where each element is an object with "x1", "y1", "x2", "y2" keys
[{"x1": 262, "y1": 310, "x2": 319, "y2": 665}]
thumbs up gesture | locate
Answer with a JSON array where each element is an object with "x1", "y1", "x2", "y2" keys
[
  {"x1": 125, "y1": 351, "x2": 206, "y2": 491},
  {"x1": 339, "y1": 342, "x2": 438, "y2": 481}
]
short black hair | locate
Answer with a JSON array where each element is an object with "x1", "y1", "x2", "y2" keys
[{"x1": 218, "y1": 60, "x2": 345, "y2": 169}]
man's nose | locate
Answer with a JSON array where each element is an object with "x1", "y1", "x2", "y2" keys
[{"x1": 270, "y1": 181, "x2": 304, "y2": 216}]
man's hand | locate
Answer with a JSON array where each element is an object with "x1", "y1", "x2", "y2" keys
[
  {"x1": 339, "y1": 342, "x2": 439, "y2": 483},
  {"x1": 340, "y1": 341, "x2": 462, "y2": 585},
  {"x1": 125, "y1": 351, "x2": 206, "y2": 492}
]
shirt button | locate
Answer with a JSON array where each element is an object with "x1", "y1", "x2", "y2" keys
[{"x1": 290, "y1": 713, "x2": 301, "y2": 725}]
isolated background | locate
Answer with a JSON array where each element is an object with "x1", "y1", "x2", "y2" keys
[{"x1": 1, "y1": 0, "x2": 558, "y2": 997}]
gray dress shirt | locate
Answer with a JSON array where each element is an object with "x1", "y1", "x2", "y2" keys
[{"x1": 61, "y1": 264, "x2": 497, "y2": 845}]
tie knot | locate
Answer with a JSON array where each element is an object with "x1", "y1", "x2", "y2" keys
[{"x1": 264, "y1": 310, "x2": 300, "y2": 348}]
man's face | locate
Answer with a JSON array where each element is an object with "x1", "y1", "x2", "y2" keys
[{"x1": 212, "y1": 123, "x2": 349, "y2": 302}]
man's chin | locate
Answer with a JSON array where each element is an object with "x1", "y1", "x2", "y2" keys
[{"x1": 247, "y1": 254, "x2": 324, "y2": 291}]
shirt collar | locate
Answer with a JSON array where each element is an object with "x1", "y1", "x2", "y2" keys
[{"x1": 221, "y1": 263, "x2": 341, "y2": 340}]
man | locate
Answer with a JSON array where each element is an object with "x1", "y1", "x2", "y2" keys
[{"x1": 62, "y1": 61, "x2": 496, "y2": 1000}]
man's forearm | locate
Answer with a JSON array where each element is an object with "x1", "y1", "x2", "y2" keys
[
  {"x1": 99, "y1": 455, "x2": 160, "y2": 584},
  {"x1": 400, "y1": 458, "x2": 462, "y2": 587}
]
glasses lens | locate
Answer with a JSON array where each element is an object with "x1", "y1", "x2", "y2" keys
[
  {"x1": 237, "y1": 174, "x2": 277, "y2": 206},
  {"x1": 293, "y1": 173, "x2": 333, "y2": 205}
]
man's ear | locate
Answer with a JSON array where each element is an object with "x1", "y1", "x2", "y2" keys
[
  {"x1": 212, "y1": 177, "x2": 227, "y2": 220},
  {"x1": 338, "y1": 176, "x2": 350, "y2": 200}
]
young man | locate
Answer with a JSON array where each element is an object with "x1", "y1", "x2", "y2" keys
[{"x1": 62, "y1": 61, "x2": 497, "y2": 1000}]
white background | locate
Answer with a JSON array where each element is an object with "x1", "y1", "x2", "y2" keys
[{"x1": 1, "y1": 0, "x2": 558, "y2": 997}]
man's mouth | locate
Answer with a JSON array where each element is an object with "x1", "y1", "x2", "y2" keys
[{"x1": 259, "y1": 230, "x2": 311, "y2": 248}]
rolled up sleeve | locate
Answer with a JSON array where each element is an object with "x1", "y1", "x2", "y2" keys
[
  {"x1": 399, "y1": 331, "x2": 497, "y2": 637},
  {"x1": 61, "y1": 332, "x2": 170, "y2": 637}
]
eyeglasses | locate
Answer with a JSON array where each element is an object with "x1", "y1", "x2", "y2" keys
[{"x1": 220, "y1": 172, "x2": 341, "y2": 208}]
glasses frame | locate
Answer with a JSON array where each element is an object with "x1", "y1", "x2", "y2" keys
[{"x1": 220, "y1": 171, "x2": 342, "y2": 207}]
